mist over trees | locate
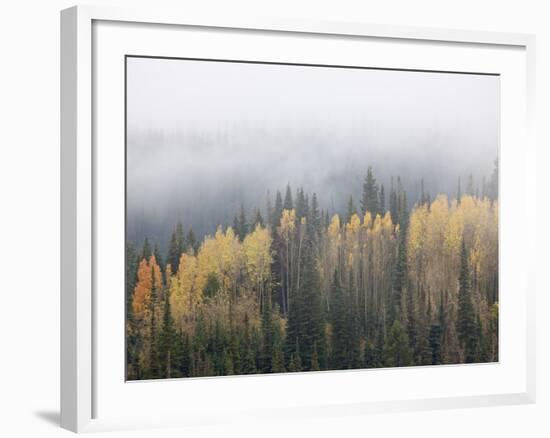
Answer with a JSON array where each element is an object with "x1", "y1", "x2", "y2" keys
[
  {"x1": 126, "y1": 163, "x2": 498, "y2": 379},
  {"x1": 125, "y1": 57, "x2": 499, "y2": 379}
]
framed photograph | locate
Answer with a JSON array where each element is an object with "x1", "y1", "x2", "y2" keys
[{"x1": 61, "y1": 5, "x2": 536, "y2": 433}]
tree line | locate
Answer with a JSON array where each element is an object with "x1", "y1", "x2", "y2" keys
[{"x1": 126, "y1": 164, "x2": 499, "y2": 380}]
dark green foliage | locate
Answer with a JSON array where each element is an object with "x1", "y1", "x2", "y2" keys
[
  {"x1": 127, "y1": 167, "x2": 498, "y2": 380},
  {"x1": 266, "y1": 192, "x2": 274, "y2": 228},
  {"x1": 329, "y1": 272, "x2": 349, "y2": 369},
  {"x1": 346, "y1": 195, "x2": 357, "y2": 223},
  {"x1": 361, "y1": 166, "x2": 379, "y2": 215},
  {"x1": 392, "y1": 224, "x2": 408, "y2": 322},
  {"x1": 153, "y1": 243, "x2": 165, "y2": 276},
  {"x1": 383, "y1": 320, "x2": 413, "y2": 367},
  {"x1": 159, "y1": 289, "x2": 179, "y2": 378},
  {"x1": 379, "y1": 184, "x2": 386, "y2": 214},
  {"x1": 186, "y1": 227, "x2": 198, "y2": 255},
  {"x1": 390, "y1": 177, "x2": 399, "y2": 223},
  {"x1": 253, "y1": 208, "x2": 264, "y2": 228},
  {"x1": 141, "y1": 237, "x2": 152, "y2": 261},
  {"x1": 457, "y1": 240, "x2": 478, "y2": 363},
  {"x1": 202, "y1": 272, "x2": 221, "y2": 299},
  {"x1": 309, "y1": 193, "x2": 322, "y2": 238},
  {"x1": 235, "y1": 204, "x2": 249, "y2": 241},
  {"x1": 295, "y1": 187, "x2": 308, "y2": 220},
  {"x1": 273, "y1": 190, "x2": 283, "y2": 226},
  {"x1": 288, "y1": 339, "x2": 302, "y2": 372},
  {"x1": 428, "y1": 323, "x2": 442, "y2": 365},
  {"x1": 168, "y1": 222, "x2": 186, "y2": 272},
  {"x1": 283, "y1": 184, "x2": 293, "y2": 210}
]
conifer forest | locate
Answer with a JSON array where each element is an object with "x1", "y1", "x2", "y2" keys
[
  {"x1": 125, "y1": 57, "x2": 499, "y2": 380},
  {"x1": 126, "y1": 166, "x2": 499, "y2": 379}
]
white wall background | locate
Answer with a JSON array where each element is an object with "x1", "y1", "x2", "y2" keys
[{"x1": 0, "y1": 1, "x2": 547, "y2": 436}]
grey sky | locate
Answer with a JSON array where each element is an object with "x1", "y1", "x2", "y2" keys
[{"x1": 126, "y1": 57, "x2": 499, "y2": 247}]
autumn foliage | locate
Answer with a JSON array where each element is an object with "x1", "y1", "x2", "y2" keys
[{"x1": 126, "y1": 168, "x2": 499, "y2": 380}]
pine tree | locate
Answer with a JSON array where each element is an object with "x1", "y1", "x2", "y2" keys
[
  {"x1": 283, "y1": 184, "x2": 293, "y2": 210},
  {"x1": 253, "y1": 208, "x2": 264, "y2": 228},
  {"x1": 273, "y1": 190, "x2": 284, "y2": 227},
  {"x1": 457, "y1": 177, "x2": 462, "y2": 204},
  {"x1": 309, "y1": 193, "x2": 321, "y2": 237},
  {"x1": 379, "y1": 184, "x2": 386, "y2": 213},
  {"x1": 457, "y1": 240, "x2": 478, "y2": 363},
  {"x1": 361, "y1": 166, "x2": 379, "y2": 215},
  {"x1": 167, "y1": 228, "x2": 180, "y2": 273},
  {"x1": 392, "y1": 224, "x2": 408, "y2": 322},
  {"x1": 266, "y1": 191, "x2": 274, "y2": 228},
  {"x1": 428, "y1": 323, "x2": 442, "y2": 365},
  {"x1": 383, "y1": 320, "x2": 413, "y2": 367},
  {"x1": 288, "y1": 339, "x2": 302, "y2": 372},
  {"x1": 235, "y1": 204, "x2": 248, "y2": 241},
  {"x1": 153, "y1": 243, "x2": 164, "y2": 277},
  {"x1": 330, "y1": 272, "x2": 349, "y2": 369},
  {"x1": 159, "y1": 289, "x2": 178, "y2": 378},
  {"x1": 390, "y1": 177, "x2": 399, "y2": 223},
  {"x1": 295, "y1": 187, "x2": 308, "y2": 220},
  {"x1": 295, "y1": 234, "x2": 323, "y2": 369},
  {"x1": 346, "y1": 195, "x2": 357, "y2": 223},
  {"x1": 141, "y1": 237, "x2": 152, "y2": 261},
  {"x1": 186, "y1": 227, "x2": 198, "y2": 255}
]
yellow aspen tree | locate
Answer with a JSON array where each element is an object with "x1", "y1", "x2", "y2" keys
[{"x1": 243, "y1": 224, "x2": 273, "y2": 303}]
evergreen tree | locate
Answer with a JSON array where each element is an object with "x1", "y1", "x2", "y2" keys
[
  {"x1": 330, "y1": 272, "x2": 349, "y2": 369},
  {"x1": 346, "y1": 195, "x2": 357, "y2": 223},
  {"x1": 428, "y1": 323, "x2": 442, "y2": 365},
  {"x1": 283, "y1": 184, "x2": 293, "y2": 210},
  {"x1": 295, "y1": 235, "x2": 323, "y2": 369},
  {"x1": 235, "y1": 204, "x2": 248, "y2": 241},
  {"x1": 168, "y1": 222, "x2": 185, "y2": 272},
  {"x1": 457, "y1": 240, "x2": 478, "y2": 363},
  {"x1": 295, "y1": 187, "x2": 308, "y2": 220},
  {"x1": 361, "y1": 166, "x2": 379, "y2": 215},
  {"x1": 167, "y1": 228, "x2": 180, "y2": 273},
  {"x1": 253, "y1": 208, "x2": 264, "y2": 228},
  {"x1": 260, "y1": 290, "x2": 274, "y2": 372},
  {"x1": 186, "y1": 227, "x2": 198, "y2": 255},
  {"x1": 141, "y1": 237, "x2": 152, "y2": 261},
  {"x1": 153, "y1": 243, "x2": 164, "y2": 277},
  {"x1": 288, "y1": 339, "x2": 302, "y2": 372},
  {"x1": 392, "y1": 224, "x2": 408, "y2": 321},
  {"x1": 176, "y1": 330, "x2": 191, "y2": 377},
  {"x1": 383, "y1": 320, "x2": 413, "y2": 367},
  {"x1": 159, "y1": 289, "x2": 178, "y2": 378},
  {"x1": 390, "y1": 177, "x2": 399, "y2": 223},
  {"x1": 266, "y1": 191, "x2": 274, "y2": 228},
  {"x1": 379, "y1": 184, "x2": 386, "y2": 213},
  {"x1": 457, "y1": 177, "x2": 462, "y2": 204},
  {"x1": 309, "y1": 193, "x2": 321, "y2": 237},
  {"x1": 273, "y1": 190, "x2": 284, "y2": 227},
  {"x1": 203, "y1": 272, "x2": 221, "y2": 299}
]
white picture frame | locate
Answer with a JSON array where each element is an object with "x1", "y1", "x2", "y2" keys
[{"x1": 60, "y1": 4, "x2": 536, "y2": 433}]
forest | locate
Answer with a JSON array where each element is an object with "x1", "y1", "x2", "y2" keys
[{"x1": 126, "y1": 165, "x2": 499, "y2": 380}]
